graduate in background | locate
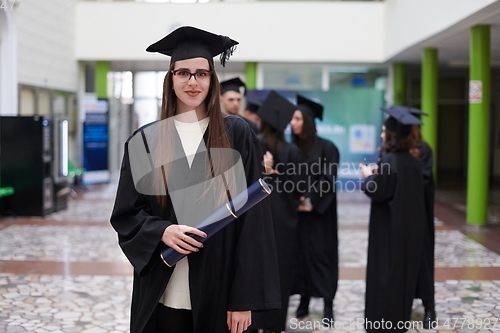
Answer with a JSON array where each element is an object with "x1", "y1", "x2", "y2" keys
[
  {"x1": 248, "y1": 91, "x2": 301, "y2": 333},
  {"x1": 360, "y1": 108, "x2": 427, "y2": 333},
  {"x1": 220, "y1": 77, "x2": 259, "y2": 133},
  {"x1": 220, "y1": 77, "x2": 244, "y2": 116},
  {"x1": 379, "y1": 106, "x2": 436, "y2": 328},
  {"x1": 110, "y1": 26, "x2": 280, "y2": 333},
  {"x1": 290, "y1": 95, "x2": 339, "y2": 322},
  {"x1": 243, "y1": 95, "x2": 262, "y2": 129}
]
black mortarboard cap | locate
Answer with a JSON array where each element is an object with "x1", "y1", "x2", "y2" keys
[
  {"x1": 146, "y1": 26, "x2": 238, "y2": 67},
  {"x1": 245, "y1": 96, "x2": 263, "y2": 113},
  {"x1": 383, "y1": 105, "x2": 428, "y2": 116},
  {"x1": 296, "y1": 94, "x2": 323, "y2": 120},
  {"x1": 382, "y1": 106, "x2": 422, "y2": 138},
  {"x1": 256, "y1": 91, "x2": 296, "y2": 132},
  {"x1": 221, "y1": 77, "x2": 245, "y2": 94}
]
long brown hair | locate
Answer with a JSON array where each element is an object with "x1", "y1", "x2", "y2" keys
[
  {"x1": 155, "y1": 61, "x2": 234, "y2": 207},
  {"x1": 382, "y1": 126, "x2": 419, "y2": 154},
  {"x1": 408, "y1": 125, "x2": 422, "y2": 160},
  {"x1": 292, "y1": 110, "x2": 317, "y2": 156}
]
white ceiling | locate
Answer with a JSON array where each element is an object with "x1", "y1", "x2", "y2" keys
[{"x1": 388, "y1": 1, "x2": 500, "y2": 67}]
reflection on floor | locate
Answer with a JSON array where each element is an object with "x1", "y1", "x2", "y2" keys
[{"x1": 1, "y1": 183, "x2": 500, "y2": 332}]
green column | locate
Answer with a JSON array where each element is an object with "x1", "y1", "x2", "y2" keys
[
  {"x1": 392, "y1": 63, "x2": 406, "y2": 106},
  {"x1": 95, "y1": 61, "x2": 110, "y2": 99},
  {"x1": 467, "y1": 25, "x2": 490, "y2": 225},
  {"x1": 421, "y1": 48, "x2": 438, "y2": 179},
  {"x1": 245, "y1": 62, "x2": 257, "y2": 90}
]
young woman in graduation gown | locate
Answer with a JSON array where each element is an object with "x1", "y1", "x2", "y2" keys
[
  {"x1": 360, "y1": 113, "x2": 427, "y2": 333},
  {"x1": 289, "y1": 95, "x2": 340, "y2": 321},
  {"x1": 248, "y1": 91, "x2": 301, "y2": 333},
  {"x1": 110, "y1": 27, "x2": 281, "y2": 333}
]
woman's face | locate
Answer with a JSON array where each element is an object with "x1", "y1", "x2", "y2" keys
[
  {"x1": 290, "y1": 110, "x2": 304, "y2": 135},
  {"x1": 172, "y1": 57, "x2": 211, "y2": 113},
  {"x1": 381, "y1": 125, "x2": 386, "y2": 142}
]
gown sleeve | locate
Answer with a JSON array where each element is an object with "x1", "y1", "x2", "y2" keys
[
  {"x1": 110, "y1": 141, "x2": 172, "y2": 276},
  {"x1": 226, "y1": 118, "x2": 281, "y2": 311},
  {"x1": 361, "y1": 153, "x2": 397, "y2": 203},
  {"x1": 310, "y1": 139, "x2": 340, "y2": 215},
  {"x1": 289, "y1": 145, "x2": 304, "y2": 207}
]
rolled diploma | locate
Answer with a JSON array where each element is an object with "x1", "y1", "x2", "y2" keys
[{"x1": 160, "y1": 178, "x2": 272, "y2": 267}]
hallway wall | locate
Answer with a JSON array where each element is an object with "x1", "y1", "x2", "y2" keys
[
  {"x1": 75, "y1": 1, "x2": 386, "y2": 63},
  {"x1": 17, "y1": 0, "x2": 78, "y2": 92},
  {"x1": 407, "y1": 67, "x2": 500, "y2": 186},
  {"x1": 491, "y1": 71, "x2": 500, "y2": 180}
]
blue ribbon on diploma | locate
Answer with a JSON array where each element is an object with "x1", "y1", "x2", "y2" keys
[{"x1": 160, "y1": 178, "x2": 272, "y2": 267}]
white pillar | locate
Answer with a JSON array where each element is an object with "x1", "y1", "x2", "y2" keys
[
  {"x1": 0, "y1": 10, "x2": 18, "y2": 116},
  {"x1": 321, "y1": 66, "x2": 330, "y2": 92}
]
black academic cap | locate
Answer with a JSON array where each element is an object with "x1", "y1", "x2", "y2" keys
[
  {"x1": 256, "y1": 91, "x2": 296, "y2": 132},
  {"x1": 382, "y1": 106, "x2": 422, "y2": 138},
  {"x1": 221, "y1": 77, "x2": 245, "y2": 95},
  {"x1": 296, "y1": 94, "x2": 324, "y2": 120},
  {"x1": 383, "y1": 105, "x2": 428, "y2": 116},
  {"x1": 146, "y1": 26, "x2": 238, "y2": 67},
  {"x1": 382, "y1": 107, "x2": 423, "y2": 125},
  {"x1": 245, "y1": 96, "x2": 263, "y2": 113}
]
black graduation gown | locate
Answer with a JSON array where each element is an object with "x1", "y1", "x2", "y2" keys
[
  {"x1": 241, "y1": 117, "x2": 259, "y2": 134},
  {"x1": 250, "y1": 140, "x2": 301, "y2": 332},
  {"x1": 110, "y1": 116, "x2": 281, "y2": 333},
  {"x1": 292, "y1": 137, "x2": 340, "y2": 300},
  {"x1": 414, "y1": 141, "x2": 435, "y2": 300},
  {"x1": 362, "y1": 151, "x2": 426, "y2": 332}
]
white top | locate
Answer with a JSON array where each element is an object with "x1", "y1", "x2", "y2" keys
[
  {"x1": 173, "y1": 117, "x2": 209, "y2": 166},
  {"x1": 160, "y1": 116, "x2": 209, "y2": 310}
]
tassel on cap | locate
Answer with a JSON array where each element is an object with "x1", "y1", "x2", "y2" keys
[{"x1": 220, "y1": 35, "x2": 237, "y2": 67}]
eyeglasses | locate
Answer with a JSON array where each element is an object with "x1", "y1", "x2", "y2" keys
[{"x1": 172, "y1": 70, "x2": 213, "y2": 83}]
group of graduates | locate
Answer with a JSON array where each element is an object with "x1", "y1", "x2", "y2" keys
[
  {"x1": 110, "y1": 26, "x2": 436, "y2": 333},
  {"x1": 219, "y1": 80, "x2": 340, "y2": 333},
  {"x1": 220, "y1": 78, "x2": 437, "y2": 333}
]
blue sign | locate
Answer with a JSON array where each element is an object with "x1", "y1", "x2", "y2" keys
[
  {"x1": 247, "y1": 89, "x2": 385, "y2": 190},
  {"x1": 83, "y1": 98, "x2": 109, "y2": 184}
]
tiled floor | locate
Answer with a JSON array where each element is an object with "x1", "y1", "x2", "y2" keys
[
  {"x1": 435, "y1": 189, "x2": 500, "y2": 225},
  {"x1": 0, "y1": 225, "x2": 127, "y2": 263},
  {"x1": 1, "y1": 184, "x2": 500, "y2": 332},
  {"x1": 338, "y1": 229, "x2": 500, "y2": 268}
]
